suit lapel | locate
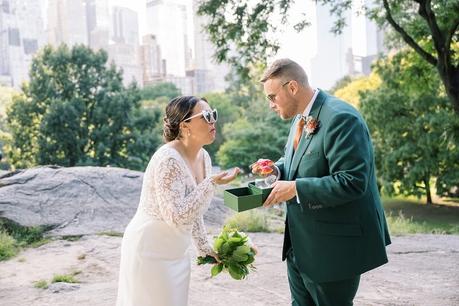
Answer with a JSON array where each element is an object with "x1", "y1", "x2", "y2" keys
[{"x1": 288, "y1": 91, "x2": 326, "y2": 180}]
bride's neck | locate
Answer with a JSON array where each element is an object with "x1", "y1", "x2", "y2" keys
[{"x1": 172, "y1": 139, "x2": 201, "y2": 162}]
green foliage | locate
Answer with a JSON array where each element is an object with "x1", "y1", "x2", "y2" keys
[
  {"x1": 51, "y1": 273, "x2": 79, "y2": 284},
  {"x1": 224, "y1": 209, "x2": 270, "y2": 232},
  {"x1": 217, "y1": 112, "x2": 289, "y2": 171},
  {"x1": 0, "y1": 86, "x2": 16, "y2": 170},
  {"x1": 383, "y1": 198, "x2": 459, "y2": 235},
  {"x1": 198, "y1": 0, "x2": 459, "y2": 112},
  {"x1": 202, "y1": 92, "x2": 240, "y2": 160},
  {"x1": 140, "y1": 82, "x2": 181, "y2": 100},
  {"x1": 0, "y1": 230, "x2": 17, "y2": 260},
  {"x1": 0, "y1": 219, "x2": 50, "y2": 261},
  {"x1": 360, "y1": 50, "x2": 459, "y2": 204},
  {"x1": 96, "y1": 231, "x2": 123, "y2": 237},
  {"x1": 329, "y1": 75, "x2": 354, "y2": 94},
  {"x1": 0, "y1": 219, "x2": 47, "y2": 246},
  {"x1": 6, "y1": 44, "x2": 161, "y2": 170},
  {"x1": 33, "y1": 280, "x2": 49, "y2": 289},
  {"x1": 334, "y1": 72, "x2": 381, "y2": 108},
  {"x1": 196, "y1": 227, "x2": 256, "y2": 280}
]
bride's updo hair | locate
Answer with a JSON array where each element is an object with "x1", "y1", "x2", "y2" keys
[{"x1": 163, "y1": 96, "x2": 207, "y2": 142}]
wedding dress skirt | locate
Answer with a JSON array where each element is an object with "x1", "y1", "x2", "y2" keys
[{"x1": 116, "y1": 209, "x2": 191, "y2": 306}]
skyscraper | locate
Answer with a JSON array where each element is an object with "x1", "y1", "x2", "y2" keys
[
  {"x1": 85, "y1": 0, "x2": 110, "y2": 51},
  {"x1": 351, "y1": 0, "x2": 385, "y2": 75},
  {"x1": 145, "y1": 0, "x2": 191, "y2": 77},
  {"x1": 191, "y1": 0, "x2": 228, "y2": 94},
  {"x1": 0, "y1": 0, "x2": 46, "y2": 87},
  {"x1": 140, "y1": 34, "x2": 164, "y2": 85},
  {"x1": 108, "y1": 6, "x2": 142, "y2": 85},
  {"x1": 310, "y1": 2, "x2": 353, "y2": 90},
  {"x1": 47, "y1": 0, "x2": 88, "y2": 46}
]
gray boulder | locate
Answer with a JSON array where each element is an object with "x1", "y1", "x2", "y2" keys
[{"x1": 0, "y1": 166, "x2": 230, "y2": 236}]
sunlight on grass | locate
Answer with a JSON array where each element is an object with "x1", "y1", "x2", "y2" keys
[
  {"x1": 0, "y1": 230, "x2": 17, "y2": 260},
  {"x1": 51, "y1": 271, "x2": 80, "y2": 284},
  {"x1": 225, "y1": 209, "x2": 270, "y2": 232},
  {"x1": 383, "y1": 198, "x2": 459, "y2": 235},
  {"x1": 33, "y1": 279, "x2": 49, "y2": 289}
]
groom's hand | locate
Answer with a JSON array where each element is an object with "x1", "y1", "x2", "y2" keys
[{"x1": 263, "y1": 181, "x2": 296, "y2": 208}]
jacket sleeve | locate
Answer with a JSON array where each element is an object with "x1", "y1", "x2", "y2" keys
[{"x1": 295, "y1": 112, "x2": 371, "y2": 208}]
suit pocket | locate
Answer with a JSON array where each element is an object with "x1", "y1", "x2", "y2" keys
[
  {"x1": 302, "y1": 151, "x2": 320, "y2": 160},
  {"x1": 314, "y1": 220, "x2": 362, "y2": 237}
]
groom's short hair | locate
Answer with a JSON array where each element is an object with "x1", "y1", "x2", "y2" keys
[{"x1": 260, "y1": 58, "x2": 308, "y2": 87}]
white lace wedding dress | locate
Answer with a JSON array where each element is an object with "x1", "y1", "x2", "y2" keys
[{"x1": 116, "y1": 145, "x2": 215, "y2": 306}]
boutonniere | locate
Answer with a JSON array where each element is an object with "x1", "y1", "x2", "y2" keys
[{"x1": 303, "y1": 115, "x2": 320, "y2": 137}]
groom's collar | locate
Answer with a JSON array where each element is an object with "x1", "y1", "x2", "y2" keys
[{"x1": 300, "y1": 88, "x2": 320, "y2": 118}]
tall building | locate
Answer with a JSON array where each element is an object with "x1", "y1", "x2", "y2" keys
[
  {"x1": 309, "y1": 2, "x2": 353, "y2": 90},
  {"x1": 108, "y1": 6, "x2": 142, "y2": 85},
  {"x1": 145, "y1": 0, "x2": 191, "y2": 77},
  {"x1": 350, "y1": 0, "x2": 385, "y2": 75},
  {"x1": 47, "y1": 0, "x2": 88, "y2": 46},
  {"x1": 191, "y1": 0, "x2": 228, "y2": 94},
  {"x1": 84, "y1": 0, "x2": 110, "y2": 51},
  {"x1": 0, "y1": 0, "x2": 46, "y2": 88},
  {"x1": 140, "y1": 34, "x2": 164, "y2": 85}
]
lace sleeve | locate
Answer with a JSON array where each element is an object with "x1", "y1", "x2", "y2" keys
[
  {"x1": 153, "y1": 156, "x2": 215, "y2": 227},
  {"x1": 192, "y1": 216, "x2": 214, "y2": 256}
]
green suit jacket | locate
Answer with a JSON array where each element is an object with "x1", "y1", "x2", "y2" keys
[{"x1": 277, "y1": 90, "x2": 391, "y2": 283}]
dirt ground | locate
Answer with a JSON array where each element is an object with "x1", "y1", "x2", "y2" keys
[{"x1": 0, "y1": 233, "x2": 458, "y2": 306}]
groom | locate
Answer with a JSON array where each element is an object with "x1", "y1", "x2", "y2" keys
[{"x1": 257, "y1": 58, "x2": 391, "y2": 306}]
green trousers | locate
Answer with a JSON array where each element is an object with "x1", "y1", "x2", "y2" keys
[{"x1": 287, "y1": 250, "x2": 360, "y2": 306}]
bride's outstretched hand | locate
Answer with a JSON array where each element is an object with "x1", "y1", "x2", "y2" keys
[{"x1": 211, "y1": 167, "x2": 241, "y2": 185}]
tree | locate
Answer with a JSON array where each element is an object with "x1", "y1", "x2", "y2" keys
[
  {"x1": 333, "y1": 72, "x2": 381, "y2": 108},
  {"x1": 140, "y1": 82, "x2": 181, "y2": 101},
  {"x1": 198, "y1": 0, "x2": 459, "y2": 113},
  {"x1": 360, "y1": 50, "x2": 459, "y2": 204},
  {"x1": 6, "y1": 44, "x2": 161, "y2": 170},
  {"x1": 201, "y1": 92, "x2": 241, "y2": 160},
  {"x1": 0, "y1": 86, "x2": 17, "y2": 170}
]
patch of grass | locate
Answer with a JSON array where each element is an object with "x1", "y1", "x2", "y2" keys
[
  {"x1": 97, "y1": 231, "x2": 123, "y2": 237},
  {"x1": 383, "y1": 198, "x2": 459, "y2": 235},
  {"x1": 0, "y1": 230, "x2": 17, "y2": 260},
  {"x1": 18, "y1": 257, "x2": 26, "y2": 262},
  {"x1": 61, "y1": 235, "x2": 83, "y2": 241},
  {"x1": 77, "y1": 254, "x2": 86, "y2": 260},
  {"x1": 0, "y1": 219, "x2": 51, "y2": 261},
  {"x1": 224, "y1": 209, "x2": 271, "y2": 232},
  {"x1": 33, "y1": 279, "x2": 49, "y2": 289},
  {"x1": 51, "y1": 272, "x2": 80, "y2": 284}
]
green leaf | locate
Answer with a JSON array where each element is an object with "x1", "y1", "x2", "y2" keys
[
  {"x1": 213, "y1": 238, "x2": 225, "y2": 252},
  {"x1": 227, "y1": 264, "x2": 244, "y2": 280},
  {"x1": 211, "y1": 263, "x2": 223, "y2": 277}
]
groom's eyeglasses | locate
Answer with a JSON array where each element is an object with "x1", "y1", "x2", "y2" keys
[
  {"x1": 266, "y1": 81, "x2": 291, "y2": 102},
  {"x1": 184, "y1": 109, "x2": 218, "y2": 124}
]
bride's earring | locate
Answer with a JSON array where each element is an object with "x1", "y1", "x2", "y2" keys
[{"x1": 187, "y1": 130, "x2": 191, "y2": 137}]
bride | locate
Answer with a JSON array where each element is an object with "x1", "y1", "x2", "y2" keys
[{"x1": 116, "y1": 96, "x2": 240, "y2": 306}]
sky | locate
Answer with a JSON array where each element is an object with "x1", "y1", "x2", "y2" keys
[{"x1": 40, "y1": 0, "x2": 372, "y2": 89}]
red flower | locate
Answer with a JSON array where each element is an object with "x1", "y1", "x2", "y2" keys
[{"x1": 304, "y1": 116, "x2": 320, "y2": 136}]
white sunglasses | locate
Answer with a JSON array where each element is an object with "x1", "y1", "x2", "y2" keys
[{"x1": 184, "y1": 109, "x2": 218, "y2": 124}]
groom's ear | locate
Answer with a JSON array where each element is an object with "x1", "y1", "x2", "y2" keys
[{"x1": 288, "y1": 80, "x2": 300, "y2": 95}]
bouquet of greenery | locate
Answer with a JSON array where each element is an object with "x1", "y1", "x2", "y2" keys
[{"x1": 197, "y1": 226, "x2": 256, "y2": 280}]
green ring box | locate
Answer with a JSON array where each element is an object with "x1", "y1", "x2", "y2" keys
[{"x1": 223, "y1": 182, "x2": 273, "y2": 212}]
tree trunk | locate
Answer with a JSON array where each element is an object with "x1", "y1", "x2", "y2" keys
[
  {"x1": 437, "y1": 64, "x2": 459, "y2": 114},
  {"x1": 424, "y1": 177, "x2": 432, "y2": 205}
]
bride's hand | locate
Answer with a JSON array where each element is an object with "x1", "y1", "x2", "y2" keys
[{"x1": 211, "y1": 167, "x2": 241, "y2": 185}]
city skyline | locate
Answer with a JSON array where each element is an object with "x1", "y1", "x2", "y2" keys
[{"x1": 1, "y1": 0, "x2": 384, "y2": 93}]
